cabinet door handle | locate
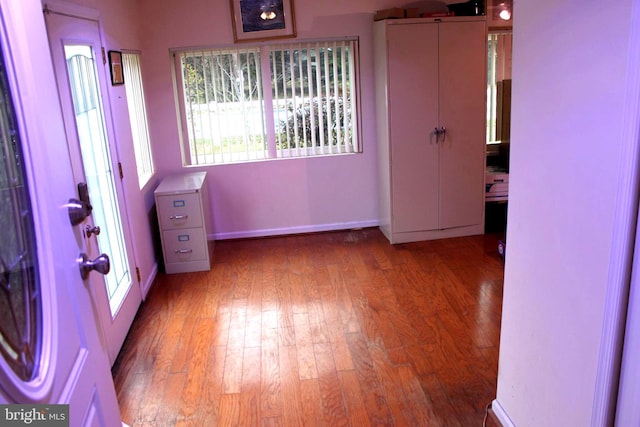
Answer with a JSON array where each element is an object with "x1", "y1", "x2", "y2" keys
[
  {"x1": 170, "y1": 214, "x2": 188, "y2": 220},
  {"x1": 433, "y1": 127, "x2": 446, "y2": 143},
  {"x1": 174, "y1": 249, "x2": 193, "y2": 254}
]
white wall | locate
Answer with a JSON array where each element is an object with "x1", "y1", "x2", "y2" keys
[
  {"x1": 136, "y1": 0, "x2": 452, "y2": 239},
  {"x1": 495, "y1": 0, "x2": 636, "y2": 425}
]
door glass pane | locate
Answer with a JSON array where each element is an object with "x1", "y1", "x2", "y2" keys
[
  {"x1": 64, "y1": 45, "x2": 130, "y2": 316},
  {"x1": 0, "y1": 43, "x2": 42, "y2": 381}
]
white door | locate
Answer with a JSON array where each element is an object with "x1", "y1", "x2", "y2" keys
[
  {"x1": 45, "y1": 8, "x2": 142, "y2": 364},
  {"x1": 0, "y1": 0, "x2": 121, "y2": 425},
  {"x1": 387, "y1": 22, "x2": 440, "y2": 233},
  {"x1": 437, "y1": 20, "x2": 486, "y2": 230}
]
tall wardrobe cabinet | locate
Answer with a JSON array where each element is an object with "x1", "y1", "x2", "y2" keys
[{"x1": 374, "y1": 17, "x2": 487, "y2": 243}]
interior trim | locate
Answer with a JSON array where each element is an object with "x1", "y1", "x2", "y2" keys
[
  {"x1": 43, "y1": 0, "x2": 100, "y2": 21},
  {"x1": 591, "y1": 0, "x2": 640, "y2": 424},
  {"x1": 491, "y1": 399, "x2": 515, "y2": 427},
  {"x1": 210, "y1": 220, "x2": 380, "y2": 240},
  {"x1": 140, "y1": 263, "x2": 158, "y2": 301}
]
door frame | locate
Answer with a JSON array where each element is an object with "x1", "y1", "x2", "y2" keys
[
  {"x1": 44, "y1": 0, "x2": 143, "y2": 364},
  {"x1": 590, "y1": 0, "x2": 640, "y2": 424},
  {"x1": 0, "y1": 0, "x2": 121, "y2": 423}
]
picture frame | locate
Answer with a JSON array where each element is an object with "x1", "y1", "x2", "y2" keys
[
  {"x1": 108, "y1": 50, "x2": 124, "y2": 86},
  {"x1": 487, "y1": 0, "x2": 513, "y2": 30},
  {"x1": 230, "y1": 0, "x2": 296, "y2": 43}
]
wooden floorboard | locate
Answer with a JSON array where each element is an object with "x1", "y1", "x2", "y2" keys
[{"x1": 113, "y1": 228, "x2": 504, "y2": 426}]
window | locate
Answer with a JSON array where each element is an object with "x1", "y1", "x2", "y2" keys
[
  {"x1": 122, "y1": 52, "x2": 154, "y2": 187},
  {"x1": 487, "y1": 31, "x2": 512, "y2": 144},
  {"x1": 174, "y1": 39, "x2": 360, "y2": 165},
  {"x1": 0, "y1": 42, "x2": 42, "y2": 382}
]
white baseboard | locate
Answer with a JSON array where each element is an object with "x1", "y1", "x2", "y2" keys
[
  {"x1": 210, "y1": 220, "x2": 380, "y2": 241},
  {"x1": 384, "y1": 223, "x2": 484, "y2": 244},
  {"x1": 140, "y1": 262, "x2": 158, "y2": 300},
  {"x1": 492, "y1": 399, "x2": 516, "y2": 427}
]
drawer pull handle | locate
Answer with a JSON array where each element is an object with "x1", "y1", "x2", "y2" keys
[
  {"x1": 170, "y1": 215, "x2": 189, "y2": 220},
  {"x1": 175, "y1": 249, "x2": 193, "y2": 254}
]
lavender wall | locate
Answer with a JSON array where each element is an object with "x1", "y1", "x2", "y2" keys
[
  {"x1": 136, "y1": 0, "x2": 453, "y2": 239},
  {"x1": 494, "y1": 0, "x2": 636, "y2": 425},
  {"x1": 99, "y1": 0, "x2": 160, "y2": 295}
]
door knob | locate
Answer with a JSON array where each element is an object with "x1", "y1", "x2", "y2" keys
[
  {"x1": 67, "y1": 182, "x2": 94, "y2": 226},
  {"x1": 78, "y1": 253, "x2": 110, "y2": 280},
  {"x1": 85, "y1": 224, "x2": 101, "y2": 237},
  {"x1": 67, "y1": 198, "x2": 91, "y2": 226}
]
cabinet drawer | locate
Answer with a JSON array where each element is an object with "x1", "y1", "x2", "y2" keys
[
  {"x1": 157, "y1": 193, "x2": 203, "y2": 230},
  {"x1": 162, "y1": 228, "x2": 207, "y2": 264}
]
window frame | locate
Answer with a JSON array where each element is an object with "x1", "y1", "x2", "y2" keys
[
  {"x1": 172, "y1": 37, "x2": 362, "y2": 166},
  {"x1": 486, "y1": 30, "x2": 512, "y2": 145},
  {"x1": 121, "y1": 50, "x2": 155, "y2": 187}
]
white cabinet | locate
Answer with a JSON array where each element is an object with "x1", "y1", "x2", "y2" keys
[
  {"x1": 154, "y1": 171, "x2": 212, "y2": 273},
  {"x1": 374, "y1": 17, "x2": 487, "y2": 243}
]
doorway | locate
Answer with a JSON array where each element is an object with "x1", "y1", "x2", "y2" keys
[
  {"x1": 0, "y1": 0, "x2": 121, "y2": 423},
  {"x1": 45, "y1": 9, "x2": 142, "y2": 365}
]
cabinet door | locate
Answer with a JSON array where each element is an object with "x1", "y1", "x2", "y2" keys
[
  {"x1": 438, "y1": 21, "x2": 486, "y2": 229},
  {"x1": 387, "y1": 23, "x2": 440, "y2": 233}
]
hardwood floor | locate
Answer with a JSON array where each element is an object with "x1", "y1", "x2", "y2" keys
[{"x1": 112, "y1": 228, "x2": 504, "y2": 426}]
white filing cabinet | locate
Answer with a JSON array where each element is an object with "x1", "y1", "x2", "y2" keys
[{"x1": 154, "y1": 171, "x2": 212, "y2": 274}]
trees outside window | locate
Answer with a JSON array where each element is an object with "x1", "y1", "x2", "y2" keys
[{"x1": 175, "y1": 39, "x2": 360, "y2": 165}]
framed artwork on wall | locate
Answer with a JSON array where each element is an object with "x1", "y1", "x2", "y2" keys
[
  {"x1": 230, "y1": 0, "x2": 296, "y2": 42},
  {"x1": 487, "y1": 0, "x2": 513, "y2": 30},
  {"x1": 108, "y1": 50, "x2": 124, "y2": 85}
]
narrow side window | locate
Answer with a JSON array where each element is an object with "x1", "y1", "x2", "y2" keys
[{"x1": 122, "y1": 52, "x2": 154, "y2": 187}]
